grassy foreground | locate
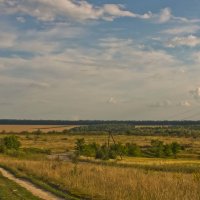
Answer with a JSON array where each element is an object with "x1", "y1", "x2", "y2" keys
[
  {"x1": 0, "y1": 172, "x2": 42, "y2": 200},
  {"x1": 1, "y1": 156, "x2": 200, "y2": 200}
]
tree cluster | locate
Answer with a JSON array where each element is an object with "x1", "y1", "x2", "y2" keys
[
  {"x1": 149, "y1": 140, "x2": 182, "y2": 158},
  {"x1": 75, "y1": 138, "x2": 141, "y2": 160},
  {"x1": 74, "y1": 138, "x2": 183, "y2": 160}
]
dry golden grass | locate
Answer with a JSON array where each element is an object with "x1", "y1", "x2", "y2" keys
[
  {"x1": 1, "y1": 156, "x2": 200, "y2": 200},
  {"x1": 0, "y1": 125, "x2": 78, "y2": 133},
  {"x1": 1, "y1": 133, "x2": 200, "y2": 199},
  {"x1": 14, "y1": 134, "x2": 200, "y2": 156}
]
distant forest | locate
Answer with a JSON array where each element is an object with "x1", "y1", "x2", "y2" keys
[{"x1": 0, "y1": 119, "x2": 200, "y2": 126}]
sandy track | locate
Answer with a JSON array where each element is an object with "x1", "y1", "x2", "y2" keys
[{"x1": 0, "y1": 167, "x2": 64, "y2": 200}]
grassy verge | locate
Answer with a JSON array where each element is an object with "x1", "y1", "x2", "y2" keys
[
  {"x1": 0, "y1": 172, "x2": 42, "y2": 200},
  {"x1": 79, "y1": 156, "x2": 200, "y2": 173},
  {"x1": 0, "y1": 165, "x2": 85, "y2": 200}
]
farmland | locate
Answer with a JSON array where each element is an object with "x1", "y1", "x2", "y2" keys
[
  {"x1": 0, "y1": 125, "x2": 77, "y2": 133},
  {"x1": 1, "y1": 124, "x2": 200, "y2": 200}
]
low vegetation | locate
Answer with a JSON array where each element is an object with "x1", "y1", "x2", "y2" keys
[
  {"x1": 75, "y1": 138, "x2": 183, "y2": 160},
  {"x1": 0, "y1": 135, "x2": 21, "y2": 153},
  {"x1": 0, "y1": 171, "x2": 41, "y2": 200}
]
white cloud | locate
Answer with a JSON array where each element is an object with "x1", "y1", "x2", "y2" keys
[
  {"x1": 150, "y1": 100, "x2": 172, "y2": 108},
  {"x1": 162, "y1": 25, "x2": 200, "y2": 35},
  {"x1": 28, "y1": 81, "x2": 50, "y2": 89},
  {"x1": 166, "y1": 35, "x2": 200, "y2": 47},
  {"x1": 107, "y1": 97, "x2": 117, "y2": 104},
  {"x1": 16, "y1": 16, "x2": 26, "y2": 23},
  {"x1": 0, "y1": 32, "x2": 16, "y2": 48},
  {"x1": 150, "y1": 100, "x2": 191, "y2": 108},
  {"x1": 153, "y1": 7, "x2": 200, "y2": 24},
  {"x1": 158, "y1": 8, "x2": 172, "y2": 23},
  {"x1": 1, "y1": 1, "x2": 198, "y2": 26},
  {"x1": 99, "y1": 38, "x2": 133, "y2": 48},
  {"x1": 98, "y1": 37, "x2": 179, "y2": 70},
  {"x1": 0, "y1": 25, "x2": 194, "y2": 120},
  {"x1": 0, "y1": 0, "x2": 151, "y2": 22},
  {"x1": 190, "y1": 87, "x2": 200, "y2": 100},
  {"x1": 178, "y1": 101, "x2": 191, "y2": 107},
  {"x1": 0, "y1": 22, "x2": 85, "y2": 55}
]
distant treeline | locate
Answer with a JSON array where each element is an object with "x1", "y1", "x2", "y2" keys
[
  {"x1": 68, "y1": 124, "x2": 200, "y2": 137},
  {"x1": 1, "y1": 119, "x2": 200, "y2": 126}
]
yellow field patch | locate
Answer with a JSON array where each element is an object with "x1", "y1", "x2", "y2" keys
[{"x1": 0, "y1": 125, "x2": 78, "y2": 133}]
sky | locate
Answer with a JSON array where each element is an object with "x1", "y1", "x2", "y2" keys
[{"x1": 1, "y1": 0, "x2": 200, "y2": 120}]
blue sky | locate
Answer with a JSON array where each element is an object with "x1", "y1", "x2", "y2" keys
[{"x1": 1, "y1": 0, "x2": 200, "y2": 120}]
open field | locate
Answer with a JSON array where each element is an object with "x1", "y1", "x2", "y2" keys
[
  {"x1": 1, "y1": 127, "x2": 200, "y2": 200},
  {"x1": 0, "y1": 125, "x2": 77, "y2": 133},
  {"x1": 6, "y1": 134, "x2": 199, "y2": 157}
]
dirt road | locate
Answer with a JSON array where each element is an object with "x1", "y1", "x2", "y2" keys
[{"x1": 0, "y1": 167, "x2": 64, "y2": 200}]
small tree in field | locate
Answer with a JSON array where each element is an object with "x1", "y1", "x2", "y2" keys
[
  {"x1": 171, "y1": 142, "x2": 181, "y2": 157},
  {"x1": 3, "y1": 136, "x2": 21, "y2": 150},
  {"x1": 126, "y1": 143, "x2": 141, "y2": 157},
  {"x1": 75, "y1": 138, "x2": 85, "y2": 155},
  {"x1": 150, "y1": 140, "x2": 164, "y2": 158},
  {"x1": 164, "y1": 144, "x2": 173, "y2": 157}
]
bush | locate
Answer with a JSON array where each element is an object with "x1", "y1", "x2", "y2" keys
[
  {"x1": 126, "y1": 143, "x2": 141, "y2": 157},
  {"x1": 109, "y1": 150, "x2": 117, "y2": 159},
  {"x1": 0, "y1": 139, "x2": 6, "y2": 153},
  {"x1": 95, "y1": 148, "x2": 104, "y2": 159},
  {"x1": 75, "y1": 138, "x2": 85, "y2": 155},
  {"x1": 150, "y1": 140, "x2": 182, "y2": 158},
  {"x1": 164, "y1": 144, "x2": 173, "y2": 157},
  {"x1": 171, "y1": 142, "x2": 181, "y2": 156},
  {"x1": 3, "y1": 136, "x2": 21, "y2": 150},
  {"x1": 82, "y1": 143, "x2": 97, "y2": 157},
  {"x1": 150, "y1": 140, "x2": 164, "y2": 157}
]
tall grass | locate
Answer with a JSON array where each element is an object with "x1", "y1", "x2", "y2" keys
[{"x1": 0, "y1": 157, "x2": 200, "y2": 200}]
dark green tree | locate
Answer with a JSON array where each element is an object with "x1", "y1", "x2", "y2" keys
[
  {"x1": 150, "y1": 140, "x2": 164, "y2": 157},
  {"x1": 171, "y1": 142, "x2": 181, "y2": 157},
  {"x1": 126, "y1": 143, "x2": 141, "y2": 157},
  {"x1": 164, "y1": 144, "x2": 173, "y2": 157}
]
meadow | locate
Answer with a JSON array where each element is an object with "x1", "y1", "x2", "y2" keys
[{"x1": 0, "y1": 125, "x2": 200, "y2": 200}]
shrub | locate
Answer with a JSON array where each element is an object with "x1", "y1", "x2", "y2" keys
[
  {"x1": 171, "y1": 142, "x2": 181, "y2": 156},
  {"x1": 164, "y1": 144, "x2": 173, "y2": 157},
  {"x1": 150, "y1": 140, "x2": 164, "y2": 157},
  {"x1": 3, "y1": 135, "x2": 21, "y2": 150},
  {"x1": 126, "y1": 143, "x2": 141, "y2": 157},
  {"x1": 0, "y1": 139, "x2": 6, "y2": 153},
  {"x1": 109, "y1": 150, "x2": 117, "y2": 159},
  {"x1": 82, "y1": 143, "x2": 97, "y2": 157},
  {"x1": 150, "y1": 140, "x2": 182, "y2": 158},
  {"x1": 75, "y1": 138, "x2": 85, "y2": 155}
]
